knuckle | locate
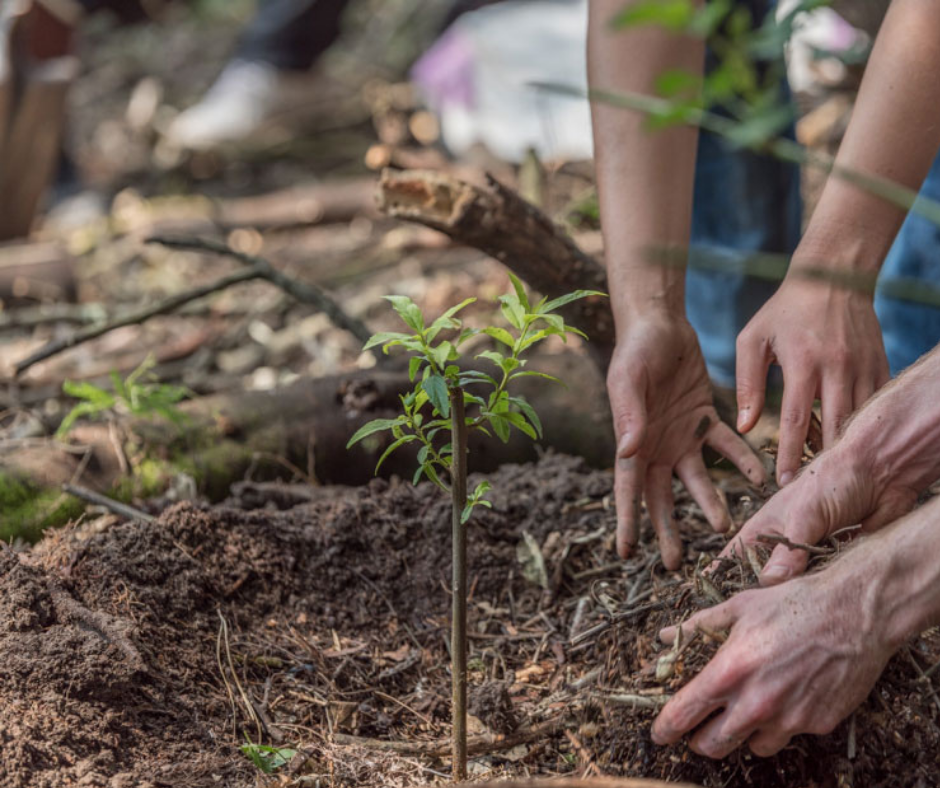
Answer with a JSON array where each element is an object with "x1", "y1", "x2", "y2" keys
[{"x1": 782, "y1": 407, "x2": 810, "y2": 429}]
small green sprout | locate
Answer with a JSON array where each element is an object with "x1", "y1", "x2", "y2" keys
[
  {"x1": 56, "y1": 355, "x2": 191, "y2": 438},
  {"x1": 347, "y1": 274, "x2": 605, "y2": 779},
  {"x1": 240, "y1": 734, "x2": 297, "y2": 773}
]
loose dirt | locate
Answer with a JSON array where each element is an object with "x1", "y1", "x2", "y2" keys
[{"x1": 1, "y1": 453, "x2": 937, "y2": 787}]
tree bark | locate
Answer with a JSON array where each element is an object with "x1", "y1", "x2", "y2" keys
[{"x1": 377, "y1": 169, "x2": 614, "y2": 365}]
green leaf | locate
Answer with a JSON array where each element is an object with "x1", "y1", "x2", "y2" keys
[
  {"x1": 422, "y1": 374, "x2": 450, "y2": 418},
  {"x1": 477, "y1": 350, "x2": 506, "y2": 370},
  {"x1": 346, "y1": 418, "x2": 404, "y2": 449},
  {"x1": 62, "y1": 379, "x2": 116, "y2": 407},
  {"x1": 384, "y1": 295, "x2": 425, "y2": 332},
  {"x1": 655, "y1": 68, "x2": 702, "y2": 99},
  {"x1": 510, "y1": 396, "x2": 543, "y2": 439},
  {"x1": 413, "y1": 464, "x2": 425, "y2": 485},
  {"x1": 488, "y1": 413, "x2": 511, "y2": 443},
  {"x1": 362, "y1": 331, "x2": 413, "y2": 351},
  {"x1": 457, "y1": 327, "x2": 480, "y2": 345},
  {"x1": 510, "y1": 370, "x2": 562, "y2": 385},
  {"x1": 436, "y1": 297, "x2": 476, "y2": 324},
  {"x1": 504, "y1": 411, "x2": 537, "y2": 440},
  {"x1": 507, "y1": 272, "x2": 530, "y2": 312},
  {"x1": 409, "y1": 356, "x2": 423, "y2": 382},
  {"x1": 540, "y1": 290, "x2": 606, "y2": 314},
  {"x1": 612, "y1": 0, "x2": 696, "y2": 31},
  {"x1": 483, "y1": 327, "x2": 516, "y2": 349},
  {"x1": 375, "y1": 435, "x2": 417, "y2": 473},
  {"x1": 430, "y1": 341, "x2": 455, "y2": 370},
  {"x1": 460, "y1": 503, "x2": 475, "y2": 525},
  {"x1": 458, "y1": 370, "x2": 498, "y2": 387},
  {"x1": 498, "y1": 294, "x2": 526, "y2": 330},
  {"x1": 471, "y1": 480, "x2": 492, "y2": 502}
]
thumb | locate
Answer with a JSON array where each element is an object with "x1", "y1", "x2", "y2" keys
[
  {"x1": 735, "y1": 331, "x2": 771, "y2": 434},
  {"x1": 759, "y1": 541, "x2": 809, "y2": 586}
]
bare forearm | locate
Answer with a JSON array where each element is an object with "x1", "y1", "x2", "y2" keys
[
  {"x1": 588, "y1": 0, "x2": 704, "y2": 331},
  {"x1": 840, "y1": 344, "x2": 940, "y2": 494},
  {"x1": 794, "y1": 0, "x2": 940, "y2": 276}
]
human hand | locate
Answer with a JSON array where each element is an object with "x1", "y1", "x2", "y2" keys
[
  {"x1": 651, "y1": 557, "x2": 898, "y2": 758},
  {"x1": 608, "y1": 315, "x2": 766, "y2": 569},
  {"x1": 735, "y1": 279, "x2": 889, "y2": 486},
  {"x1": 720, "y1": 444, "x2": 918, "y2": 585}
]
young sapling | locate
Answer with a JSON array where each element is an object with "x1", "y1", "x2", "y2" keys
[{"x1": 346, "y1": 275, "x2": 604, "y2": 780}]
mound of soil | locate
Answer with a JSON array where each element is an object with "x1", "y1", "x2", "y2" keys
[{"x1": 1, "y1": 453, "x2": 937, "y2": 787}]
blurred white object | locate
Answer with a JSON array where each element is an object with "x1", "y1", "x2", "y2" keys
[
  {"x1": 412, "y1": 0, "x2": 592, "y2": 163},
  {"x1": 165, "y1": 59, "x2": 316, "y2": 150},
  {"x1": 779, "y1": 0, "x2": 868, "y2": 94}
]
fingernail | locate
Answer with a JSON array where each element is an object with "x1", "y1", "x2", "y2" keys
[
  {"x1": 617, "y1": 432, "x2": 632, "y2": 457},
  {"x1": 736, "y1": 407, "x2": 749, "y2": 431},
  {"x1": 779, "y1": 471, "x2": 794, "y2": 486},
  {"x1": 659, "y1": 625, "x2": 677, "y2": 642},
  {"x1": 761, "y1": 565, "x2": 790, "y2": 585}
]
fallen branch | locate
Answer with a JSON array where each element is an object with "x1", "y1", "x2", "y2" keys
[
  {"x1": 14, "y1": 237, "x2": 374, "y2": 377},
  {"x1": 756, "y1": 534, "x2": 833, "y2": 556},
  {"x1": 377, "y1": 169, "x2": 614, "y2": 364},
  {"x1": 146, "y1": 236, "x2": 372, "y2": 344},
  {"x1": 62, "y1": 483, "x2": 155, "y2": 523},
  {"x1": 14, "y1": 267, "x2": 262, "y2": 376},
  {"x1": 333, "y1": 716, "x2": 566, "y2": 757}
]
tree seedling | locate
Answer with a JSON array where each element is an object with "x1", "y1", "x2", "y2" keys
[{"x1": 347, "y1": 275, "x2": 604, "y2": 780}]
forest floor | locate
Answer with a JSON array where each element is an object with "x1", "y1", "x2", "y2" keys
[
  {"x1": 4, "y1": 5, "x2": 931, "y2": 788},
  {"x1": 3, "y1": 453, "x2": 939, "y2": 788}
]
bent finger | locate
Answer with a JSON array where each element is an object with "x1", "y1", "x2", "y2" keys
[
  {"x1": 776, "y1": 370, "x2": 817, "y2": 486},
  {"x1": 611, "y1": 378, "x2": 648, "y2": 460},
  {"x1": 646, "y1": 464, "x2": 683, "y2": 570},
  {"x1": 677, "y1": 453, "x2": 731, "y2": 533},
  {"x1": 615, "y1": 455, "x2": 646, "y2": 559},
  {"x1": 758, "y1": 541, "x2": 810, "y2": 586},
  {"x1": 652, "y1": 655, "x2": 736, "y2": 744},
  {"x1": 660, "y1": 596, "x2": 740, "y2": 645},
  {"x1": 690, "y1": 709, "x2": 756, "y2": 760},
  {"x1": 736, "y1": 332, "x2": 772, "y2": 434},
  {"x1": 821, "y1": 374, "x2": 853, "y2": 449},
  {"x1": 706, "y1": 421, "x2": 767, "y2": 486},
  {"x1": 748, "y1": 727, "x2": 793, "y2": 758}
]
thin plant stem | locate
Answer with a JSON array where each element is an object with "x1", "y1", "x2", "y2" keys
[{"x1": 449, "y1": 384, "x2": 469, "y2": 781}]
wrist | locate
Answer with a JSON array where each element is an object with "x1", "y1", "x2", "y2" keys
[
  {"x1": 862, "y1": 497, "x2": 940, "y2": 648},
  {"x1": 839, "y1": 350, "x2": 940, "y2": 496},
  {"x1": 790, "y1": 216, "x2": 890, "y2": 281}
]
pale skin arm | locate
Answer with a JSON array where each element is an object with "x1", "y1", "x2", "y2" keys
[
  {"x1": 651, "y1": 492, "x2": 940, "y2": 758},
  {"x1": 590, "y1": 0, "x2": 765, "y2": 569},
  {"x1": 737, "y1": 0, "x2": 940, "y2": 483},
  {"x1": 726, "y1": 342, "x2": 940, "y2": 584}
]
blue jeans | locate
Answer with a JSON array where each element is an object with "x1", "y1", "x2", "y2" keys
[{"x1": 688, "y1": 6, "x2": 940, "y2": 385}]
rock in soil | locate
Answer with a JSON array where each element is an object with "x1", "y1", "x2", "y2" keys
[{"x1": 0, "y1": 453, "x2": 937, "y2": 787}]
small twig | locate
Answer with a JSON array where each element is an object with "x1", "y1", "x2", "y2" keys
[
  {"x1": 15, "y1": 236, "x2": 376, "y2": 376},
  {"x1": 147, "y1": 236, "x2": 373, "y2": 344},
  {"x1": 333, "y1": 716, "x2": 565, "y2": 757},
  {"x1": 906, "y1": 646, "x2": 940, "y2": 719},
  {"x1": 14, "y1": 267, "x2": 263, "y2": 376},
  {"x1": 374, "y1": 690, "x2": 434, "y2": 726},
  {"x1": 756, "y1": 533, "x2": 833, "y2": 556},
  {"x1": 218, "y1": 610, "x2": 263, "y2": 741},
  {"x1": 62, "y1": 483, "x2": 155, "y2": 523},
  {"x1": 589, "y1": 691, "x2": 671, "y2": 710}
]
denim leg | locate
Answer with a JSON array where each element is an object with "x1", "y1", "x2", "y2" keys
[
  {"x1": 235, "y1": 0, "x2": 351, "y2": 71},
  {"x1": 875, "y1": 151, "x2": 940, "y2": 375},
  {"x1": 686, "y1": 131, "x2": 802, "y2": 387}
]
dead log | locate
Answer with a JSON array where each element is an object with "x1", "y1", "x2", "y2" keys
[
  {"x1": 216, "y1": 177, "x2": 379, "y2": 230},
  {"x1": 0, "y1": 56, "x2": 79, "y2": 240},
  {"x1": 0, "y1": 352, "x2": 612, "y2": 541},
  {"x1": 377, "y1": 169, "x2": 614, "y2": 364}
]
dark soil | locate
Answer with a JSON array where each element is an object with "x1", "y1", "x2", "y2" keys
[{"x1": 1, "y1": 453, "x2": 938, "y2": 787}]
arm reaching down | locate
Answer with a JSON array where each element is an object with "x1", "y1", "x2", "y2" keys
[
  {"x1": 589, "y1": 0, "x2": 765, "y2": 568},
  {"x1": 736, "y1": 0, "x2": 940, "y2": 483}
]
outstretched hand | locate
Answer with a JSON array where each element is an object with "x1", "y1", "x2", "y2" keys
[
  {"x1": 735, "y1": 280, "x2": 889, "y2": 486},
  {"x1": 608, "y1": 315, "x2": 766, "y2": 569}
]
